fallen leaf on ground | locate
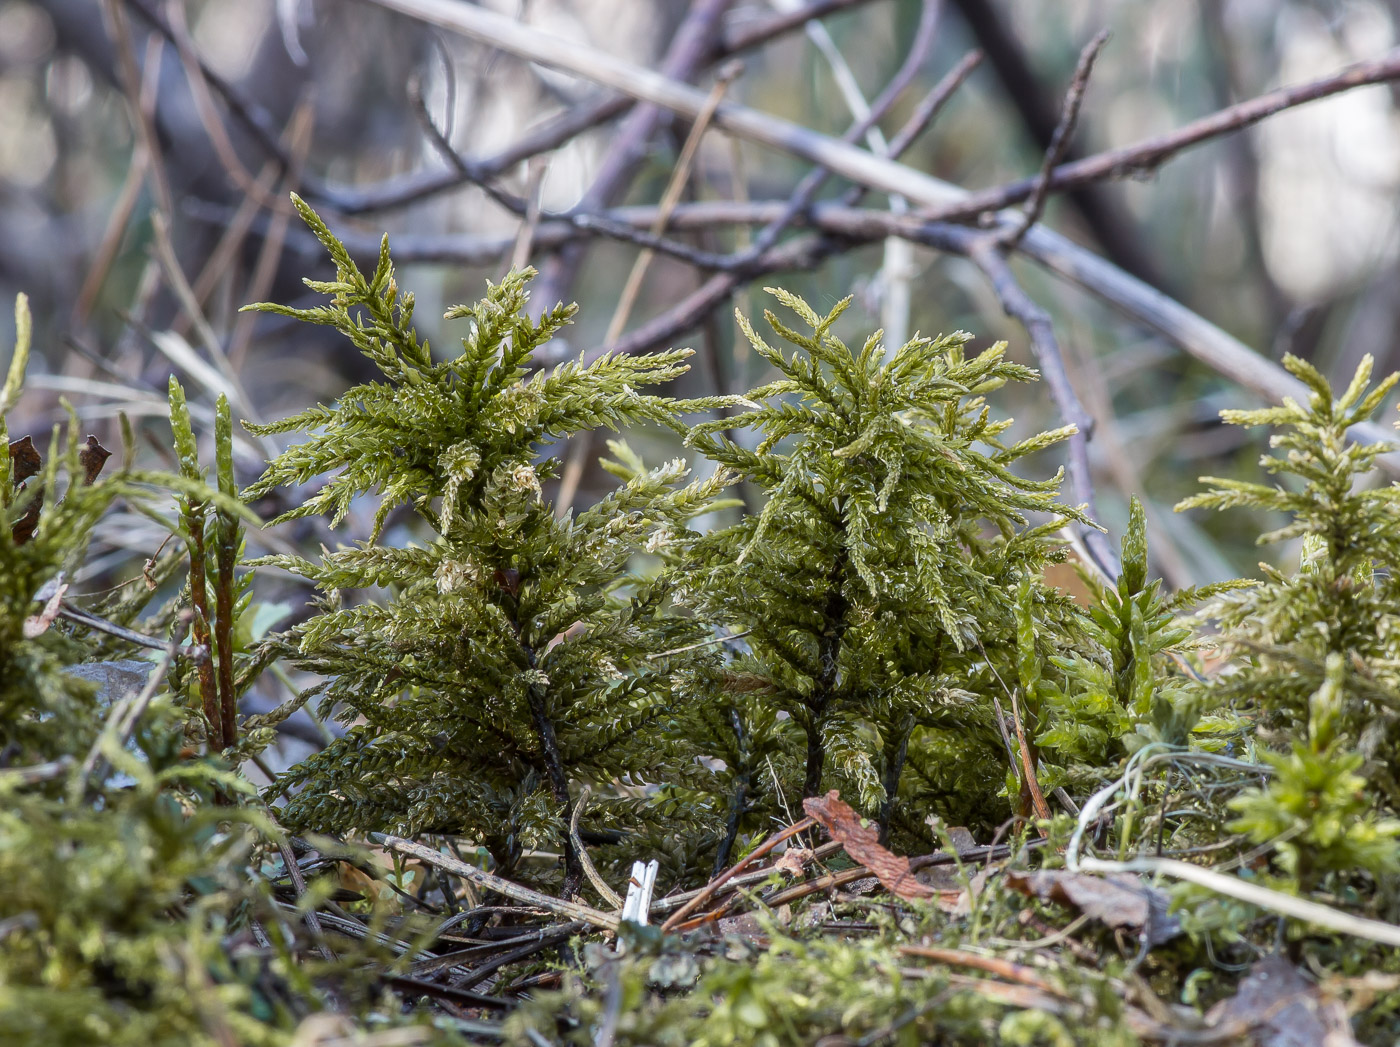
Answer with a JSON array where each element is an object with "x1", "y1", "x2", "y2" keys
[
  {"x1": 1205, "y1": 954, "x2": 1357, "y2": 1047},
  {"x1": 1005, "y1": 869, "x2": 1180, "y2": 946},
  {"x1": 772, "y1": 846, "x2": 814, "y2": 879},
  {"x1": 803, "y1": 790, "x2": 934, "y2": 900}
]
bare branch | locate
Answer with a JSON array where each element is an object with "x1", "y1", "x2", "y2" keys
[
  {"x1": 927, "y1": 46, "x2": 1400, "y2": 223},
  {"x1": 314, "y1": 0, "x2": 884, "y2": 215},
  {"x1": 954, "y1": 228, "x2": 1118, "y2": 576},
  {"x1": 998, "y1": 28, "x2": 1110, "y2": 251},
  {"x1": 363, "y1": 0, "x2": 971, "y2": 210},
  {"x1": 531, "y1": 0, "x2": 737, "y2": 313},
  {"x1": 586, "y1": 4, "x2": 951, "y2": 365},
  {"x1": 719, "y1": 0, "x2": 883, "y2": 57},
  {"x1": 876, "y1": 48, "x2": 984, "y2": 171}
]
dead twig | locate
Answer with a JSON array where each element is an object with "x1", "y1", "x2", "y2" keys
[
  {"x1": 606, "y1": 59, "x2": 743, "y2": 345},
  {"x1": 279, "y1": 842, "x2": 336, "y2": 962},
  {"x1": 899, "y1": 944, "x2": 1065, "y2": 995},
  {"x1": 566, "y1": 786, "x2": 623, "y2": 910},
  {"x1": 121, "y1": 0, "x2": 296, "y2": 186},
  {"x1": 370, "y1": 833, "x2": 620, "y2": 932},
  {"x1": 226, "y1": 99, "x2": 317, "y2": 370},
  {"x1": 927, "y1": 46, "x2": 1400, "y2": 224},
  {"x1": 162, "y1": 0, "x2": 292, "y2": 214},
  {"x1": 586, "y1": 7, "x2": 949, "y2": 367},
  {"x1": 557, "y1": 56, "x2": 742, "y2": 513},
  {"x1": 1009, "y1": 688, "x2": 1052, "y2": 827},
  {"x1": 59, "y1": 600, "x2": 206, "y2": 658},
  {"x1": 452, "y1": 923, "x2": 586, "y2": 992},
  {"x1": 873, "y1": 49, "x2": 984, "y2": 179},
  {"x1": 719, "y1": 0, "x2": 880, "y2": 57},
  {"x1": 660, "y1": 815, "x2": 816, "y2": 932},
  {"x1": 998, "y1": 28, "x2": 1109, "y2": 251},
  {"x1": 530, "y1": 0, "x2": 737, "y2": 314},
  {"x1": 506, "y1": 157, "x2": 548, "y2": 277},
  {"x1": 101, "y1": 4, "x2": 173, "y2": 219},
  {"x1": 319, "y1": 0, "x2": 878, "y2": 216}
]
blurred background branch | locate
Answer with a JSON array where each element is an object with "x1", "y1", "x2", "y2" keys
[{"x1": 7, "y1": 0, "x2": 1400, "y2": 594}]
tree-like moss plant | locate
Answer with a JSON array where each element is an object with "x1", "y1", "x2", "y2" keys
[{"x1": 250, "y1": 199, "x2": 730, "y2": 895}]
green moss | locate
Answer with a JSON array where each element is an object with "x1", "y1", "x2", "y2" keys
[{"x1": 6, "y1": 207, "x2": 1400, "y2": 1044}]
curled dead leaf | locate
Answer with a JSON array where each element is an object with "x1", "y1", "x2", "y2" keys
[
  {"x1": 78, "y1": 435, "x2": 112, "y2": 485},
  {"x1": 1005, "y1": 869, "x2": 1180, "y2": 947},
  {"x1": 8, "y1": 435, "x2": 41, "y2": 482},
  {"x1": 802, "y1": 790, "x2": 934, "y2": 901},
  {"x1": 23, "y1": 580, "x2": 67, "y2": 638},
  {"x1": 1205, "y1": 954, "x2": 1357, "y2": 1047},
  {"x1": 772, "y1": 846, "x2": 814, "y2": 879}
]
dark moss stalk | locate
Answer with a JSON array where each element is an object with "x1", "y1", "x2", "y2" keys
[
  {"x1": 213, "y1": 398, "x2": 239, "y2": 749},
  {"x1": 878, "y1": 713, "x2": 914, "y2": 844},
  {"x1": 803, "y1": 547, "x2": 851, "y2": 799},
  {"x1": 511, "y1": 612, "x2": 583, "y2": 898},
  {"x1": 714, "y1": 708, "x2": 752, "y2": 875}
]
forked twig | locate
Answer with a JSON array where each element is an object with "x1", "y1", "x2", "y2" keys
[
  {"x1": 999, "y1": 28, "x2": 1110, "y2": 251},
  {"x1": 660, "y1": 815, "x2": 816, "y2": 931}
]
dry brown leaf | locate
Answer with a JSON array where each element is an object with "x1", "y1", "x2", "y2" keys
[
  {"x1": 772, "y1": 846, "x2": 814, "y2": 879},
  {"x1": 1206, "y1": 954, "x2": 1358, "y2": 1047},
  {"x1": 802, "y1": 790, "x2": 935, "y2": 901},
  {"x1": 1005, "y1": 869, "x2": 1180, "y2": 946},
  {"x1": 337, "y1": 861, "x2": 404, "y2": 915},
  {"x1": 23, "y1": 580, "x2": 67, "y2": 638},
  {"x1": 78, "y1": 435, "x2": 112, "y2": 485},
  {"x1": 9, "y1": 435, "x2": 41, "y2": 482},
  {"x1": 9, "y1": 436, "x2": 42, "y2": 546}
]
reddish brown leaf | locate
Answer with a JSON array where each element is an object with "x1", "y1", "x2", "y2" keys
[
  {"x1": 78, "y1": 435, "x2": 112, "y2": 485},
  {"x1": 1005, "y1": 869, "x2": 1180, "y2": 946},
  {"x1": 8, "y1": 435, "x2": 41, "y2": 482},
  {"x1": 802, "y1": 790, "x2": 935, "y2": 901},
  {"x1": 493, "y1": 567, "x2": 520, "y2": 597}
]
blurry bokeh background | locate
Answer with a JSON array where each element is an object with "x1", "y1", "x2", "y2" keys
[{"x1": 5, "y1": 0, "x2": 1400, "y2": 591}]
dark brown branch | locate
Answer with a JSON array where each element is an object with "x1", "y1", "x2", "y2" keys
[
  {"x1": 589, "y1": 1, "x2": 949, "y2": 364},
  {"x1": 945, "y1": 0, "x2": 1163, "y2": 288},
  {"x1": 184, "y1": 501, "x2": 222, "y2": 751},
  {"x1": 213, "y1": 513, "x2": 238, "y2": 751},
  {"x1": 531, "y1": 0, "x2": 737, "y2": 312},
  {"x1": 999, "y1": 28, "x2": 1110, "y2": 251},
  {"x1": 926, "y1": 47, "x2": 1400, "y2": 225}
]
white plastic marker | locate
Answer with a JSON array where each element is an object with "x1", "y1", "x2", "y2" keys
[{"x1": 621, "y1": 859, "x2": 660, "y2": 926}]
